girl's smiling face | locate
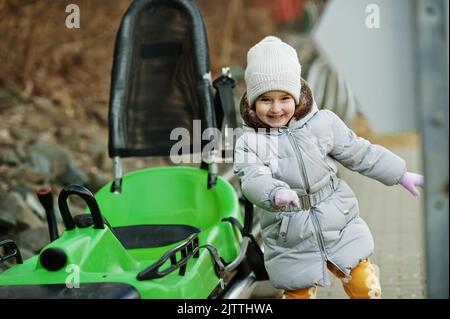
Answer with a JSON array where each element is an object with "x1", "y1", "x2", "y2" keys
[{"x1": 254, "y1": 91, "x2": 296, "y2": 127}]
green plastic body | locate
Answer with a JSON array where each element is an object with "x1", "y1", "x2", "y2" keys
[{"x1": 0, "y1": 166, "x2": 243, "y2": 298}]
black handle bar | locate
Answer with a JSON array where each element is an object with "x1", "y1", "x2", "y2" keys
[
  {"x1": 58, "y1": 185, "x2": 105, "y2": 231},
  {"x1": 36, "y1": 187, "x2": 59, "y2": 242},
  {"x1": 0, "y1": 240, "x2": 23, "y2": 265}
]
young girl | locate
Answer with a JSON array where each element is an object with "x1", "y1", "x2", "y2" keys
[{"x1": 233, "y1": 36, "x2": 424, "y2": 299}]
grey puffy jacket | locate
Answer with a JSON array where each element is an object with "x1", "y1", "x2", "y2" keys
[{"x1": 233, "y1": 99, "x2": 406, "y2": 290}]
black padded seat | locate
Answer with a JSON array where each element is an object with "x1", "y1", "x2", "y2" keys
[
  {"x1": 113, "y1": 224, "x2": 200, "y2": 249},
  {"x1": 72, "y1": 214, "x2": 200, "y2": 249}
]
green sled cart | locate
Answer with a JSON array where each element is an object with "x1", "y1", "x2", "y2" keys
[{"x1": 0, "y1": 0, "x2": 268, "y2": 298}]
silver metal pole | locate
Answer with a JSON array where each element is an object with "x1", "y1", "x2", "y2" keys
[
  {"x1": 416, "y1": 0, "x2": 449, "y2": 298},
  {"x1": 112, "y1": 156, "x2": 123, "y2": 194}
]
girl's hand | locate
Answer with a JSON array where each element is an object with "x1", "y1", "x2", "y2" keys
[
  {"x1": 399, "y1": 172, "x2": 424, "y2": 196},
  {"x1": 274, "y1": 189, "x2": 300, "y2": 208}
]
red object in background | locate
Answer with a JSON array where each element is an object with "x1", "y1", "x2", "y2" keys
[{"x1": 273, "y1": 0, "x2": 307, "y2": 24}]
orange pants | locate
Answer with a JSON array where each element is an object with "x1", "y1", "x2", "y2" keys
[{"x1": 282, "y1": 259, "x2": 381, "y2": 299}]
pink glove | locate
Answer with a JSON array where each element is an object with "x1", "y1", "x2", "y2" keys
[
  {"x1": 399, "y1": 171, "x2": 424, "y2": 196},
  {"x1": 274, "y1": 189, "x2": 300, "y2": 208}
]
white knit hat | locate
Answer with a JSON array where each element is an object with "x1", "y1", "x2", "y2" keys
[{"x1": 244, "y1": 36, "x2": 301, "y2": 107}]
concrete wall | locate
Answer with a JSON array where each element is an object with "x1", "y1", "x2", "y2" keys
[{"x1": 312, "y1": 0, "x2": 418, "y2": 133}]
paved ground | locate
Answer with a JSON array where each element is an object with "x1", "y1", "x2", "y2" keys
[{"x1": 251, "y1": 143, "x2": 426, "y2": 299}]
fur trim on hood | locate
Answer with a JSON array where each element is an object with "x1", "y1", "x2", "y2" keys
[{"x1": 240, "y1": 78, "x2": 314, "y2": 130}]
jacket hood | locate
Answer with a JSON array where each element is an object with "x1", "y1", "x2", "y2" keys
[{"x1": 240, "y1": 78, "x2": 317, "y2": 133}]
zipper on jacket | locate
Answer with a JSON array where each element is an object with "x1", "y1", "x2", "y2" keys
[
  {"x1": 284, "y1": 128, "x2": 311, "y2": 192},
  {"x1": 282, "y1": 127, "x2": 326, "y2": 278},
  {"x1": 310, "y1": 206, "x2": 347, "y2": 276},
  {"x1": 310, "y1": 211, "x2": 329, "y2": 259},
  {"x1": 309, "y1": 210, "x2": 329, "y2": 281},
  {"x1": 282, "y1": 127, "x2": 347, "y2": 279}
]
